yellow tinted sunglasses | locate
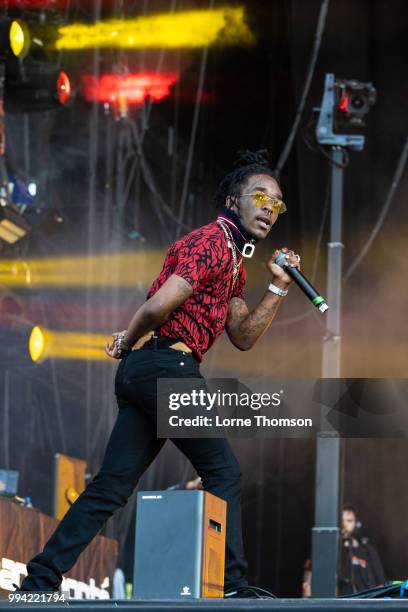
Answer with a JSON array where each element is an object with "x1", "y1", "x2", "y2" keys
[{"x1": 240, "y1": 192, "x2": 287, "y2": 214}]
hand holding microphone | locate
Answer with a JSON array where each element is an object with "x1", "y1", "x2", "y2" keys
[
  {"x1": 267, "y1": 247, "x2": 300, "y2": 288},
  {"x1": 267, "y1": 247, "x2": 329, "y2": 313}
]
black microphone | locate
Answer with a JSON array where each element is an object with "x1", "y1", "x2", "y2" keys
[{"x1": 274, "y1": 251, "x2": 329, "y2": 313}]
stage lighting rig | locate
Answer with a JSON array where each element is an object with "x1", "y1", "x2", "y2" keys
[
  {"x1": 0, "y1": 201, "x2": 30, "y2": 244},
  {"x1": 29, "y1": 326, "x2": 111, "y2": 363},
  {"x1": 312, "y1": 73, "x2": 376, "y2": 597},
  {"x1": 335, "y1": 78, "x2": 376, "y2": 127},
  {"x1": 0, "y1": 18, "x2": 65, "y2": 246},
  {"x1": 316, "y1": 73, "x2": 376, "y2": 151},
  {"x1": 9, "y1": 174, "x2": 36, "y2": 207},
  {"x1": 0, "y1": 18, "x2": 30, "y2": 59},
  {"x1": 4, "y1": 59, "x2": 71, "y2": 112},
  {"x1": 0, "y1": 12, "x2": 71, "y2": 113}
]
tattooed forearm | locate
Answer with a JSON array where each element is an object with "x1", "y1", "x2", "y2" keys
[
  {"x1": 226, "y1": 291, "x2": 284, "y2": 351},
  {"x1": 123, "y1": 274, "x2": 193, "y2": 348}
]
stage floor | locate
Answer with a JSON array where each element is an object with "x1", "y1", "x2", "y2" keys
[{"x1": 2, "y1": 599, "x2": 408, "y2": 611}]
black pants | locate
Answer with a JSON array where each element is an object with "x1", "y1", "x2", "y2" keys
[{"x1": 21, "y1": 344, "x2": 248, "y2": 593}]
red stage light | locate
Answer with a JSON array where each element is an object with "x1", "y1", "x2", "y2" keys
[
  {"x1": 339, "y1": 95, "x2": 349, "y2": 112},
  {"x1": 57, "y1": 71, "x2": 71, "y2": 105},
  {"x1": 81, "y1": 72, "x2": 178, "y2": 106}
]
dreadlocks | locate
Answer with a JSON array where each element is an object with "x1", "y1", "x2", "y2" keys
[{"x1": 214, "y1": 149, "x2": 280, "y2": 209}]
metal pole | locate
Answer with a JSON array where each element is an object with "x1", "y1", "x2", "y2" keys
[
  {"x1": 85, "y1": 0, "x2": 101, "y2": 463},
  {"x1": 311, "y1": 146, "x2": 344, "y2": 597},
  {"x1": 323, "y1": 147, "x2": 343, "y2": 379},
  {"x1": 3, "y1": 369, "x2": 10, "y2": 469}
]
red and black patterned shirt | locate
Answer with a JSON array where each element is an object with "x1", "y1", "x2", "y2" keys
[{"x1": 146, "y1": 221, "x2": 246, "y2": 362}]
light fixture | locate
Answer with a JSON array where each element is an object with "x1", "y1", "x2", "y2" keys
[
  {"x1": 0, "y1": 18, "x2": 30, "y2": 58},
  {"x1": 8, "y1": 175, "x2": 36, "y2": 206},
  {"x1": 28, "y1": 182, "x2": 37, "y2": 197},
  {"x1": 316, "y1": 73, "x2": 376, "y2": 151},
  {"x1": 57, "y1": 70, "x2": 71, "y2": 105},
  {"x1": 29, "y1": 325, "x2": 112, "y2": 363},
  {"x1": 0, "y1": 204, "x2": 30, "y2": 244},
  {"x1": 5, "y1": 61, "x2": 72, "y2": 113},
  {"x1": 335, "y1": 79, "x2": 376, "y2": 127},
  {"x1": 29, "y1": 325, "x2": 50, "y2": 363}
]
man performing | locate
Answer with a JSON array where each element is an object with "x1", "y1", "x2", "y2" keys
[{"x1": 18, "y1": 150, "x2": 301, "y2": 599}]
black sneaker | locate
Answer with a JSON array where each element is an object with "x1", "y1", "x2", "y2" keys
[{"x1": 224, "y1": 586, "x2": 276, "y2": 599}]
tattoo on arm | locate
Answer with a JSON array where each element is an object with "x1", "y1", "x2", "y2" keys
[
  {"x1": 227, "y1": 292, "x2": 283, "y2": 350},
  {"x1": 124, "y1": 274, "x2": 193, "y2": 347}
]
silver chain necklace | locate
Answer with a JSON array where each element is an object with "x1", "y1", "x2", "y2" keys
[{"x1": 217, "y1": 219, "x2": 242, "y2": 290}]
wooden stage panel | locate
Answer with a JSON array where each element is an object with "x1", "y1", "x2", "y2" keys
[{"x1": 0, "y1": 497, "x2": 118, "y2": 598}]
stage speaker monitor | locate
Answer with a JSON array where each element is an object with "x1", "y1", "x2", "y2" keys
[
  {"x1": 53, "y1": 453, "x2": 86, "y2": 520},
  {"x1": 133, "y1": 490, "x2": 226, "y2": 599}
]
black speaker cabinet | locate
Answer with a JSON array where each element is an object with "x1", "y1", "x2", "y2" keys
[{"x1": 133, "y1": 490, "x2": 226, "y2": 599}]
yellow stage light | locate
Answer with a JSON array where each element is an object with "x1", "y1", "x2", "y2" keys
[
  {"x1": 55, "y1": 7, "x2": 255, "y2": 50},
  {"x1": 0, "y1": 19, "x2": 30, "y2": 58},
  {"x1": 29, "y1": 325, "x2": 49, "y2": 363},
  {"x1": 29, "y1": 325, "x2": 111, "y2": 363},
  {"x1": 9, "y1": 20, "x2": 28, "y2": 57}
]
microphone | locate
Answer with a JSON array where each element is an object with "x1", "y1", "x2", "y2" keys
[{"x1": 274, "y1": 251, "x2": 329, "y2": 313}]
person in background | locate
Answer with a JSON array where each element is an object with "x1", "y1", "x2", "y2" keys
[{"x1": 302, "y1": 504, "x2": 386, "y2": 597}]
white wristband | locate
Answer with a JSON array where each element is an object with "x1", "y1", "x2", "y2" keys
[{"x1": 268, "y1": 282, "x2": 288, "y2": 297}]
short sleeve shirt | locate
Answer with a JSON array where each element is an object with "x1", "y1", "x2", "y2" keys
[{"x1": 146, "y1": 221, "x2": 246, "y2": 361}]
